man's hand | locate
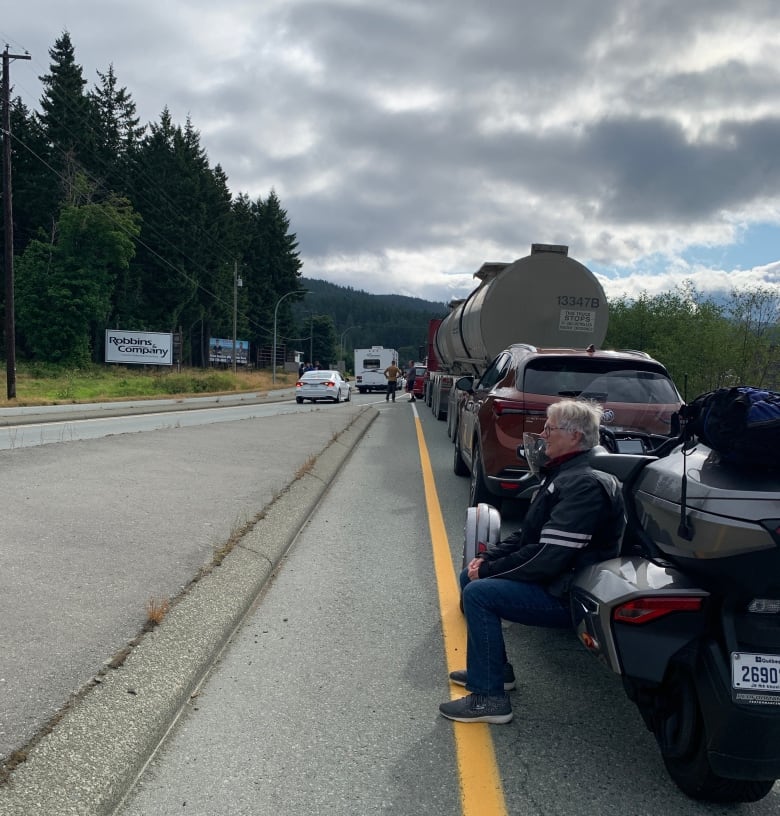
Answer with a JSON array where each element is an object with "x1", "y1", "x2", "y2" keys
[{"x1": 467, "y1": 557, "x2": 484, "y2": 581}]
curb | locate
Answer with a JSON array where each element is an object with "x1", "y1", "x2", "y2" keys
[{"x1": 0, "y1": 406, "x2": 378, "y2": 816}]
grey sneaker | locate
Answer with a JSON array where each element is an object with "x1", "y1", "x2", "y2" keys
[
  {"x1": 449, "y1": 663, "x2": 516, "y2": 691},
  {"x1": 439, "y1": 693, "x2": 513, "y2": 724}
]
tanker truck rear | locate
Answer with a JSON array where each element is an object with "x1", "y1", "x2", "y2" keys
[
  {"x1": 441, "y1": 243, "x2": 682, "y2": 507},
  {"x1": 427, "y1": 243, "x2": 609, "y2": 427}
]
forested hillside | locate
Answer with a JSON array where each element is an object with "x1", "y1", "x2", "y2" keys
[{"x1": 296, "y1": 278, "x2": 446, "y2": 367}]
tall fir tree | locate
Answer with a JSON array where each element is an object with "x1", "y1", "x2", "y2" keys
[
  {"x1": 88, "y1": 64, "x2": 145, "y2": 197},
  {"x1": 37, "y1": 32, "x2": 94, "y2": 208}
]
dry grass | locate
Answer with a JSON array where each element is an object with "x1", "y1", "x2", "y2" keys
[
  {"x1": 144, "y1": 597, "x2": 170, "y2": 628},
  {"x1": 295, "y1": 455, "x2": 317, "y2": 479}
]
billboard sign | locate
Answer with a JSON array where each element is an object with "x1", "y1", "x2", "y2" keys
[
  {"x1": 105, "y1": 330, "x2": 173, "y2": 366},
  {"x1": 209, "y1": 338, "x2": 249, "y2": 365}
]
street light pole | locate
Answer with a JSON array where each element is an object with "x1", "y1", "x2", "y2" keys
[
  {"x1": 339, "y1": 326, "x2": 359, "y2": 367},
  {"x1": 273, "y1": 289, "x2": 310, "y2": 384}
]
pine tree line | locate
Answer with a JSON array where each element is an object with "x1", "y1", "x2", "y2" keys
[{"x1": 2, "y1": 32, "x2": 305, "y2": 368}]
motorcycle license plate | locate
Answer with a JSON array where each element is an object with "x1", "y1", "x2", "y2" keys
[{"x1": 732, "y1": 652, "x2": 780, "y2": 693}]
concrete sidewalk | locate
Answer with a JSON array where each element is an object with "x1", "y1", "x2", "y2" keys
[{"x1": 0, "y1": 399, "x2": 378, "y2": 816}]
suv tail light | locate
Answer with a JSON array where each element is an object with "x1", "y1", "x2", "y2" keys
[{"x1": 492, "y1": 399, "x2": 527, "y2": 417}]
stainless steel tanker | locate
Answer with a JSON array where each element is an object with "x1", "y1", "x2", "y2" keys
[
  {"x1": 426, "y1": 244, "x2": 609, "y2": 421},
  {"x1": 435, "y1": 243, "x2": 608, "y2": 374}
]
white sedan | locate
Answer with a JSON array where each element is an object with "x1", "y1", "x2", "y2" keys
[{"x1": 295, "y1": 370, "x2": 352, "y2": 403}]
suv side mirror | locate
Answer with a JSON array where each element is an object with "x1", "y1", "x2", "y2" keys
[{"x1": 455, "y1": 375, "x2": 474, "y2": 392}]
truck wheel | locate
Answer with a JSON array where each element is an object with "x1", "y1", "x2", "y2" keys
[
  {"x1": 469, "y1": 443, "x2": 495, "y2": 507},
  {"x1": 656, "y1": 668, "x2": 775, "y2": 803},
  {"x1": 453, "y1": 433, "x2": 469, "y2": 477}
]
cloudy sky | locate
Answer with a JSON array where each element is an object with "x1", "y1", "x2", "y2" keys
[{"x1": 3, "y1": 1, "x2": 780, "y2": 304}]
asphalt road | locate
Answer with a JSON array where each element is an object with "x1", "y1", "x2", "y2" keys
[
  {"x1": 0, "y1": 390, "x2": 372, "y2": 814},
  {"x1": 0, "y1": 390, "x2": 778, "y2": 815}
]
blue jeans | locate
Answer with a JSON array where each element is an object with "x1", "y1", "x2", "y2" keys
[{"x1": 459, "y1": 568, "x2": 571, "y2": 696}]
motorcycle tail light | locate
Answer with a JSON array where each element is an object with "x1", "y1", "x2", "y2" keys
[
  {"x1": 760, "y1": 519, "x2": 780, "y2": 545},
  {"x1": 748, "y1": 599, "x2": 780, "y2": 614},
  {"x1": 613, "y1": 596, "x2": 704, "y2": 624}
]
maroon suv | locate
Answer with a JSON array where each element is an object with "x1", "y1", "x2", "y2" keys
[{"x1": 452, "y1": 344, "x2": 682, "y2": 507}]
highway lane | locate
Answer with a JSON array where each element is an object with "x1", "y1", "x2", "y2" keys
[
  {"x1": 0, "y1": 394, "x2": 368, "y2": 772},
  {"x1": 0, "y1": 390, "x2": 333, "y2": 450},
  {"x1": 118, "y1": 396, "x2": 780, "y2": 815}
]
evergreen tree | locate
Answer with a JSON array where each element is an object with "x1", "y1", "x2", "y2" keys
[
  {"x1": 16, "y1": 190, "x2": 141, "y2": 364},
  {"x1": 242, "y1": 190, "x2": 303, "y2": 357},
  {"x1": 37, "y1": 32, "x2": 94, "y2": 206},
  {"x1": 88, "y1": 64, "x2": 145, "y2": 196},
  {"x1": 5, "y1": 97, "x2": 58, "y2": 249},
  {"x1": 125, "y1": 109, "x2": 202, "y2": 335}
]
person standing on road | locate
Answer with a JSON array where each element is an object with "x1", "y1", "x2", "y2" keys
[
  {"x1": 405, "y1": 361, "x2": 417, "y2": 402},
  {"x1": 383, "y1": 360, "x2": 403, "y2": 402},
  {"x1": 439, "y1": 399, "x2": 625, "y2": 724}
]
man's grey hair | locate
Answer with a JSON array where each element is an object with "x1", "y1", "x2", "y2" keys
[{"x1": 547, "y1": 399, "x2": 603, "y2": 449}]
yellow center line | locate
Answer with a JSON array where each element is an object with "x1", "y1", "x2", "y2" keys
[{"x1": 412, "y1": 409, "x2": 509, "y2": 816}]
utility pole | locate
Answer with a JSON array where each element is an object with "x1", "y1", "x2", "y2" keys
[
  {"x1": 2, "y1": 47, "x2": 31, "y2": 400},
  {"x1": 232, "y1": 261, "x2": 242, "y2": 374}
]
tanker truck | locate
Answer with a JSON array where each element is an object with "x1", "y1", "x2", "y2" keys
[
  {"x1": 437, "y1": 243, "x2": 682, "y2": 508},
  {"x1": 426, "y1": 243, "x2": 609, "y2": 427}
]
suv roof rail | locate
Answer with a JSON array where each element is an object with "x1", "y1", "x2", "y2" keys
[
  {"x1": 508, "y1": 343, "x2": 538, "y2": 352},
  {"x1": 614, "y1": 348, "x2": 652, "y2": 359}
]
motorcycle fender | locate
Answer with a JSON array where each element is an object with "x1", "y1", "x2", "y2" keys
[
  {"x1": 695, "y1": 639, "x2": 780, "y2": 779},
  {"x1": 570, "y1": 557, "x2": 708, "y2": 683}
]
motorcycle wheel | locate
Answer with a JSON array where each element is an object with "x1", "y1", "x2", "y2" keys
[{"x1": 657, "y1": 669, "x2": 776, "y2": 803}]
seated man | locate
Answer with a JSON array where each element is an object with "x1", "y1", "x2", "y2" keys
[{"x1": 439, "y1": 398, "x2": 625, "y2": 724}]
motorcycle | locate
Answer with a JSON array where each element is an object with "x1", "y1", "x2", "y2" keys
[{"x1": 465, "y1": 421, "x2": 780, "y2": 803}]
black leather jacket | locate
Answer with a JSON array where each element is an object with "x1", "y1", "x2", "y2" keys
[{"x1": 477, "y1": 450, "x2": 625, "y2": 596}]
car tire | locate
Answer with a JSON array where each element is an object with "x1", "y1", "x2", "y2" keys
[
  {"x1": 453, "y1": 433, "x2": 469, "y2": 477},
  {"x1": 296, "y1": 397, "x2": 303, "y2": 404},
  {"x1": 447, "y1": 407, "x2": 458, "y2": 441},
  {"x1": 469, "y1": 442, "x2": 495, "y2": 507},
  {"x1": 335, "y1": 392, "x2": 341, "y2": 403}
]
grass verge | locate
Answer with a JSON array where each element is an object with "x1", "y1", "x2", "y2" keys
[{"x1": 0, "y1": 363, "x2": 297, "y2": 408}]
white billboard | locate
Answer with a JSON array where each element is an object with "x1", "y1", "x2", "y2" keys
[{"x1": 105, "y1": 330, "x2": 173, "y2": 366}]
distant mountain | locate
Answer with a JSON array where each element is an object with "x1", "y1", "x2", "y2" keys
[{"x1": 295, "y1": 277, "x2": 448, "y2": 361}]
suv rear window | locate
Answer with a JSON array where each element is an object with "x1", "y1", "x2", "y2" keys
[{"x1": 522, "y1": 360, "x2": 679, "y2": 404}]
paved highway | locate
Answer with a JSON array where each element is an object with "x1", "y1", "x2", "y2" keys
[{"x1": 0, "y1": 390, "x2": 777, "y2": 814}]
